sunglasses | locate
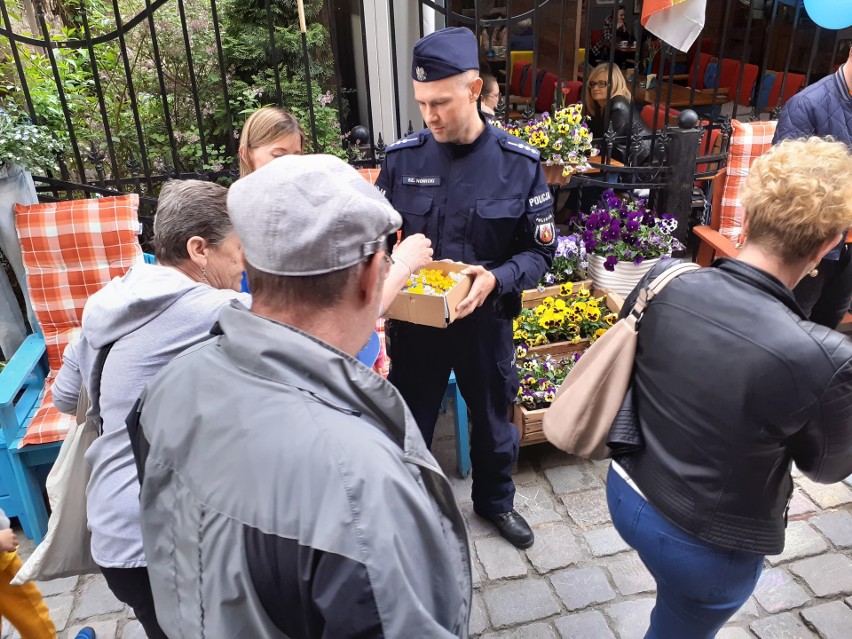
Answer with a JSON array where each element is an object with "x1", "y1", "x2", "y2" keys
[{"x1": 589, "y1": 81, "x2": 609, "y2": 88}]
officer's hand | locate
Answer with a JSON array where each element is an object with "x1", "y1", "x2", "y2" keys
[
  {"x1": 456, "y1": 266, "x2": 497, "y2": 319},
  {"x1": 393, "y1": 234, "x2": 433, "y2": 274}
]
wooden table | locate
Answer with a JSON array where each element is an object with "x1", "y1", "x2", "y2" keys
[{"x1": 633, "y1": 79, "x2": 728, "y2": 108}]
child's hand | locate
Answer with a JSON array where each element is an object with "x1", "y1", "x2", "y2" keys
[{"x1": 0, "y1": 528, "x2": 18, "y2": 553}]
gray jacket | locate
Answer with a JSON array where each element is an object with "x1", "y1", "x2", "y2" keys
[
  {"x1": 136, "y1": 302, "x2": 472, "y2": 638},
  {"x1": 52, "y1": 263, "x2": 249, "y2": 568}
]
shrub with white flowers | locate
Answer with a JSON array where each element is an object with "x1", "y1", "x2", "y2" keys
[{"x1": 0, "y1": 107, "x2": 64, "y2": 175}]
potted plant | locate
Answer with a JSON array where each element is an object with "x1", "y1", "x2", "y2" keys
[
  {"x1": 0, "y1": 107, "x2": 62, "y2": 358},
  {"x1": 523, "y1": 232, "x2": 592, "y2": 307},
  {"x1": 492, "y1": 104, "x2": 596, "y2": 184},
  {"x1": 577, "y1": 189, "x2": 684, "y2": 297},
  {"x1": 512, "y1": 348, "x2": 584, "y2": 445},
  {"x1": 513, "y1": 287, "x2": 619, "y2": 358}
]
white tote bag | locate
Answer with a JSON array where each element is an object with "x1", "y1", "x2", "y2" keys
[{"x1": 12, "y1": 345, "x2": 113, "y2": 584}]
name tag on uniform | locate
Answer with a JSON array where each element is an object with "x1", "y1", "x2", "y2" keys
[{"x1": 402, "y1": 176, "x2": 442, "y2": 186}]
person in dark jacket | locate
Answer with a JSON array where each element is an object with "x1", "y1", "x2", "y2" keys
[
  {"x1": 773, "y1": 46, "x2": 852, "y2": 329},
  {"x1": 585, "y1": 64, "x2": 652, "y2": 166},
  {"x1": 609, "y1": 137, "x2": 852, "y2": 639}
]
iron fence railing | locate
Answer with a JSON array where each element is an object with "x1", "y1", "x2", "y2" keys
[{"x1": 0, "y1": 0, "x2": 846, "y2": 243}]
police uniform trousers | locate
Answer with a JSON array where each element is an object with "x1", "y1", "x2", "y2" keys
[{"x1": 388, "y1": 305, "x2": 519, "y2": 515}]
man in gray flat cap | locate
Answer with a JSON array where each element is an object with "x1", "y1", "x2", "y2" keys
[{"x1": 132, "y1": 154, "x2": 471, "y2": 638}]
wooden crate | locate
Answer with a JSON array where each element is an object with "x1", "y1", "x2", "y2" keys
[
  {"x1": 521, "y1": 279, "x2": 594, "y2": 309},
  {"x1": 524, "y1": 288, "x2": 625, "y2": 358},
  {"x1": 512, "y1": 404, "x2": 548, "y2": 446},
  {"x1": 513, "y1": 289, "x2": 625, "y2": 447}
]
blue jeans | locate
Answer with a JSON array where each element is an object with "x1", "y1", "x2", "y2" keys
[{"x1": 607, "y1": 465, "x2": 764, "y2": 639}]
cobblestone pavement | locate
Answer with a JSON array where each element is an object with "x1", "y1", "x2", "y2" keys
[{"x1": 4, "y1": 410, "x2": 852, "y2": 639}]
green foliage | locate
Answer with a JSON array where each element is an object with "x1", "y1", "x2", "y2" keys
[
  {"x1": 0, "y1": 105, "x2": 64, "y2": 173},
  {"x1": 0, "y1": 0, "x2": 345, "y2": 180}
]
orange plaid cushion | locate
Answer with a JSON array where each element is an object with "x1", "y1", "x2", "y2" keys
[
  {"x1": 21, "y1": 373, "x2": 76, "y2": 447},
  {"x1": 15, "y1": 194, "x2": 143, "y2": 372},
  {"x1": 358, "y1": 168, "x2": 381, "y2": 185},
  {"x1": 718, "y1": 119, "x2": 777, "y2": 244},
  {"x1": 15, "y1": 194, "x2": 143, "y2": 446}
]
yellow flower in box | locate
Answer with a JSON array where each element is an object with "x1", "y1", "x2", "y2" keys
[
  {"x1": 534, "y1": 334, "x2": 548, "y2": 346},
  {"x1": 577, "y1": 286, "x2": 591, "y2": 299},
  {"x1": 594, "y1": 328, "x2": 608, "y2": 339},
  {"x1": 525, "y1": 338, "x2": 536, "y2": 348},
  {"x1": 553, "y1": 299, "x2": 567, "y2": 310},
  {"x1": 605, "y1": 313, "x2": 618, "y2": 326},
  {"x1": 560, "y1": 283, "x2": 574, "y2": 297},
  {"x1": 585, "y1": 307, "x2": 602, "y2": 322},
  {"x1": 572, "y1": 301, "x2": 587, "y2": 313},
  {"x1": 571, "y1": 336, "x2": 582, "y2": 344}
]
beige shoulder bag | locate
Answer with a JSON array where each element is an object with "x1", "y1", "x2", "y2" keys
[{"x1": 542, "y1": 262, "x2": 700, "y2": 460}]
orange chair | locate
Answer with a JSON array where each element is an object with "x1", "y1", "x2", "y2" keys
[
  {"x1": 641, "y1": 104, "x2": 680, "y2": 131},
  {"x1": 561, "y1": 80, "x2": 583, "y2": 106},
  {"x1": 765, "y1": 71, "x2": 805, "y2": 112}
]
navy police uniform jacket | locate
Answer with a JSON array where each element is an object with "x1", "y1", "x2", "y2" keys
[{"x1": 376, "y1": 120, "x2": 556, "y2": 313}]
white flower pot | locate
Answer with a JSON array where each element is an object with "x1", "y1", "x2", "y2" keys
[{"x1": 588, "y1": 254, "x2": 662, "y2": 298}]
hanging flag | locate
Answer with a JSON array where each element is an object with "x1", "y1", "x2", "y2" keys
[{"x1": 641, "y1": 0, "x2": 707, "y2": 52}]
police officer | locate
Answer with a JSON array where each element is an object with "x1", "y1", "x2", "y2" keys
[{"x1": 377, "y1": 27, "x2": 555, "y2": 549}]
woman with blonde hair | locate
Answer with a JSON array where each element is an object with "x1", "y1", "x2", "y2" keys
[
  {"x1": 584, "y1": 64, "x2": 651, "y2": 165},
  {"x1": 608, "y1": 137, "x2": 852, "y2": 638},
  {"x1": 238, "y1": 106, "x2": 306, "y2": 177},
  {"x1": 236, "y1": 106, "x2": 433, "y2": 374}
]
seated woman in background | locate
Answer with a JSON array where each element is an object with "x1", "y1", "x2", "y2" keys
[
  {"x1": 584, "y1": 64, "x2": 651, "y2": 166},
  {"x1": 589, "y1": 5, "x2": 633, "y2": 67},
  {"x1": 238, "y1": 106, "x2": 433, "y2": 375},
  {"x1": 480, "y1": 73, "x2": 500, "y2": 117},
  {"x1": 52, "y1": 180, "x2": 249, "y2": 639},
  {"x1": 508, "y1": 18, "x2": 535, "y2": 52},
  {"x1": 610, "y1": 137, "x2": 852, "y2": 639}
]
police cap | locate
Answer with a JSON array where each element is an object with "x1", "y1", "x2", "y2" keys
[{"x1": 411, "y1": 27, "x2": 479, "y2": 82}]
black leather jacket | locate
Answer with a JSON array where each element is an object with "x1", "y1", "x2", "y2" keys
[
  {"x1": 590, "y1": 96, "x2": 652, "y2": 165},
  {"x1": 616, "y1": 258, "x2": 852, "y2": 555}
]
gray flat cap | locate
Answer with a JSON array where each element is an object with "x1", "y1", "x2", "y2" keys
[{"x1": 227, "y1": 154, "x2": 401, "y2": 276}]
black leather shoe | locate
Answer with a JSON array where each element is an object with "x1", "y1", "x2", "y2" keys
[{"x1": 477, "y1": 509, "x2": 534, "y2": 549}]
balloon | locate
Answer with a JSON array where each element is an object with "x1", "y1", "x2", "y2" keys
[{"x1": 804, "y1": 0, "x2": 852, "y2": 30}]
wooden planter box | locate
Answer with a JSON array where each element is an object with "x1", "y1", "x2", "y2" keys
[
  {"x1": 521, "y1": 279, "x2": 594, "y2": 309},
  {"x1": 512, "y1": 404, "x2": 548, "y2": 446},
  {"x1": 513, "y1": 289, "x2": 626, "y2": 447},
  {"x1": 524, "y1": 288, "x2": 625, "y2": 359}
]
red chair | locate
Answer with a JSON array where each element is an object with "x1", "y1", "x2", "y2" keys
[
  {"x1": 689, "y1": 53, "x2": 714, "y2": 90},
  {"x1": 561, "y1": 81, "x2": 583, "y2": 106},
  {"x1": 640, "y1": 104, "x2": 681, "y2": 131},
  {"x1": 536, "y1": 71, "x2": 559, "y2": 113},
  {"x1": 509, "y1": 60, "x2": 532, "y2": 96},
  {"x1": 765, "y1": 71, "x2": 805, "y2": 111},
  {"x1": 718, "y1": 59, "x2": 758, "y2": 106},
  {"x1": 591, "y1": 29, "x2": 602, "y2": 48}
]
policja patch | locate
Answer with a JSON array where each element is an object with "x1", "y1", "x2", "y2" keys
[{"x1": 534, "y1": 213, "x2": 556, "y2": 246}]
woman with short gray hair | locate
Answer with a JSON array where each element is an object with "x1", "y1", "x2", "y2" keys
[{"x1": 52, "y1": 179, "x2": 249, "y2": 638}]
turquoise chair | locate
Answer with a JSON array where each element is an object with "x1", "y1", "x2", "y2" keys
[
  {"x1": 0, "y1": 196, "x2": 144, "y2": 542},
  {"x1": 444, "y1": 371, "x2": 471, "y2": 477}
]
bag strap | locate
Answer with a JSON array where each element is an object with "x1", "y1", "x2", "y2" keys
[
  {"x1": 87, "y1": 342, "x2": 115, "y2": 437},
  {"x1": 631, "y1": 262, "x2": 700, "y2": 318}
]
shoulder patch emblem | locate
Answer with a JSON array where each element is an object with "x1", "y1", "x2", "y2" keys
[
  {"x1": 534, "y1": 213, "x2": 556, "y2": 247},
  {"x1": 500, "y1": 137, "x2": 541, "y2": 161}
]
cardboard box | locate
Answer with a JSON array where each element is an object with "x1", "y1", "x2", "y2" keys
[{"x1": 385, "y1": 261, "x2": 474, "y2": 329}]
